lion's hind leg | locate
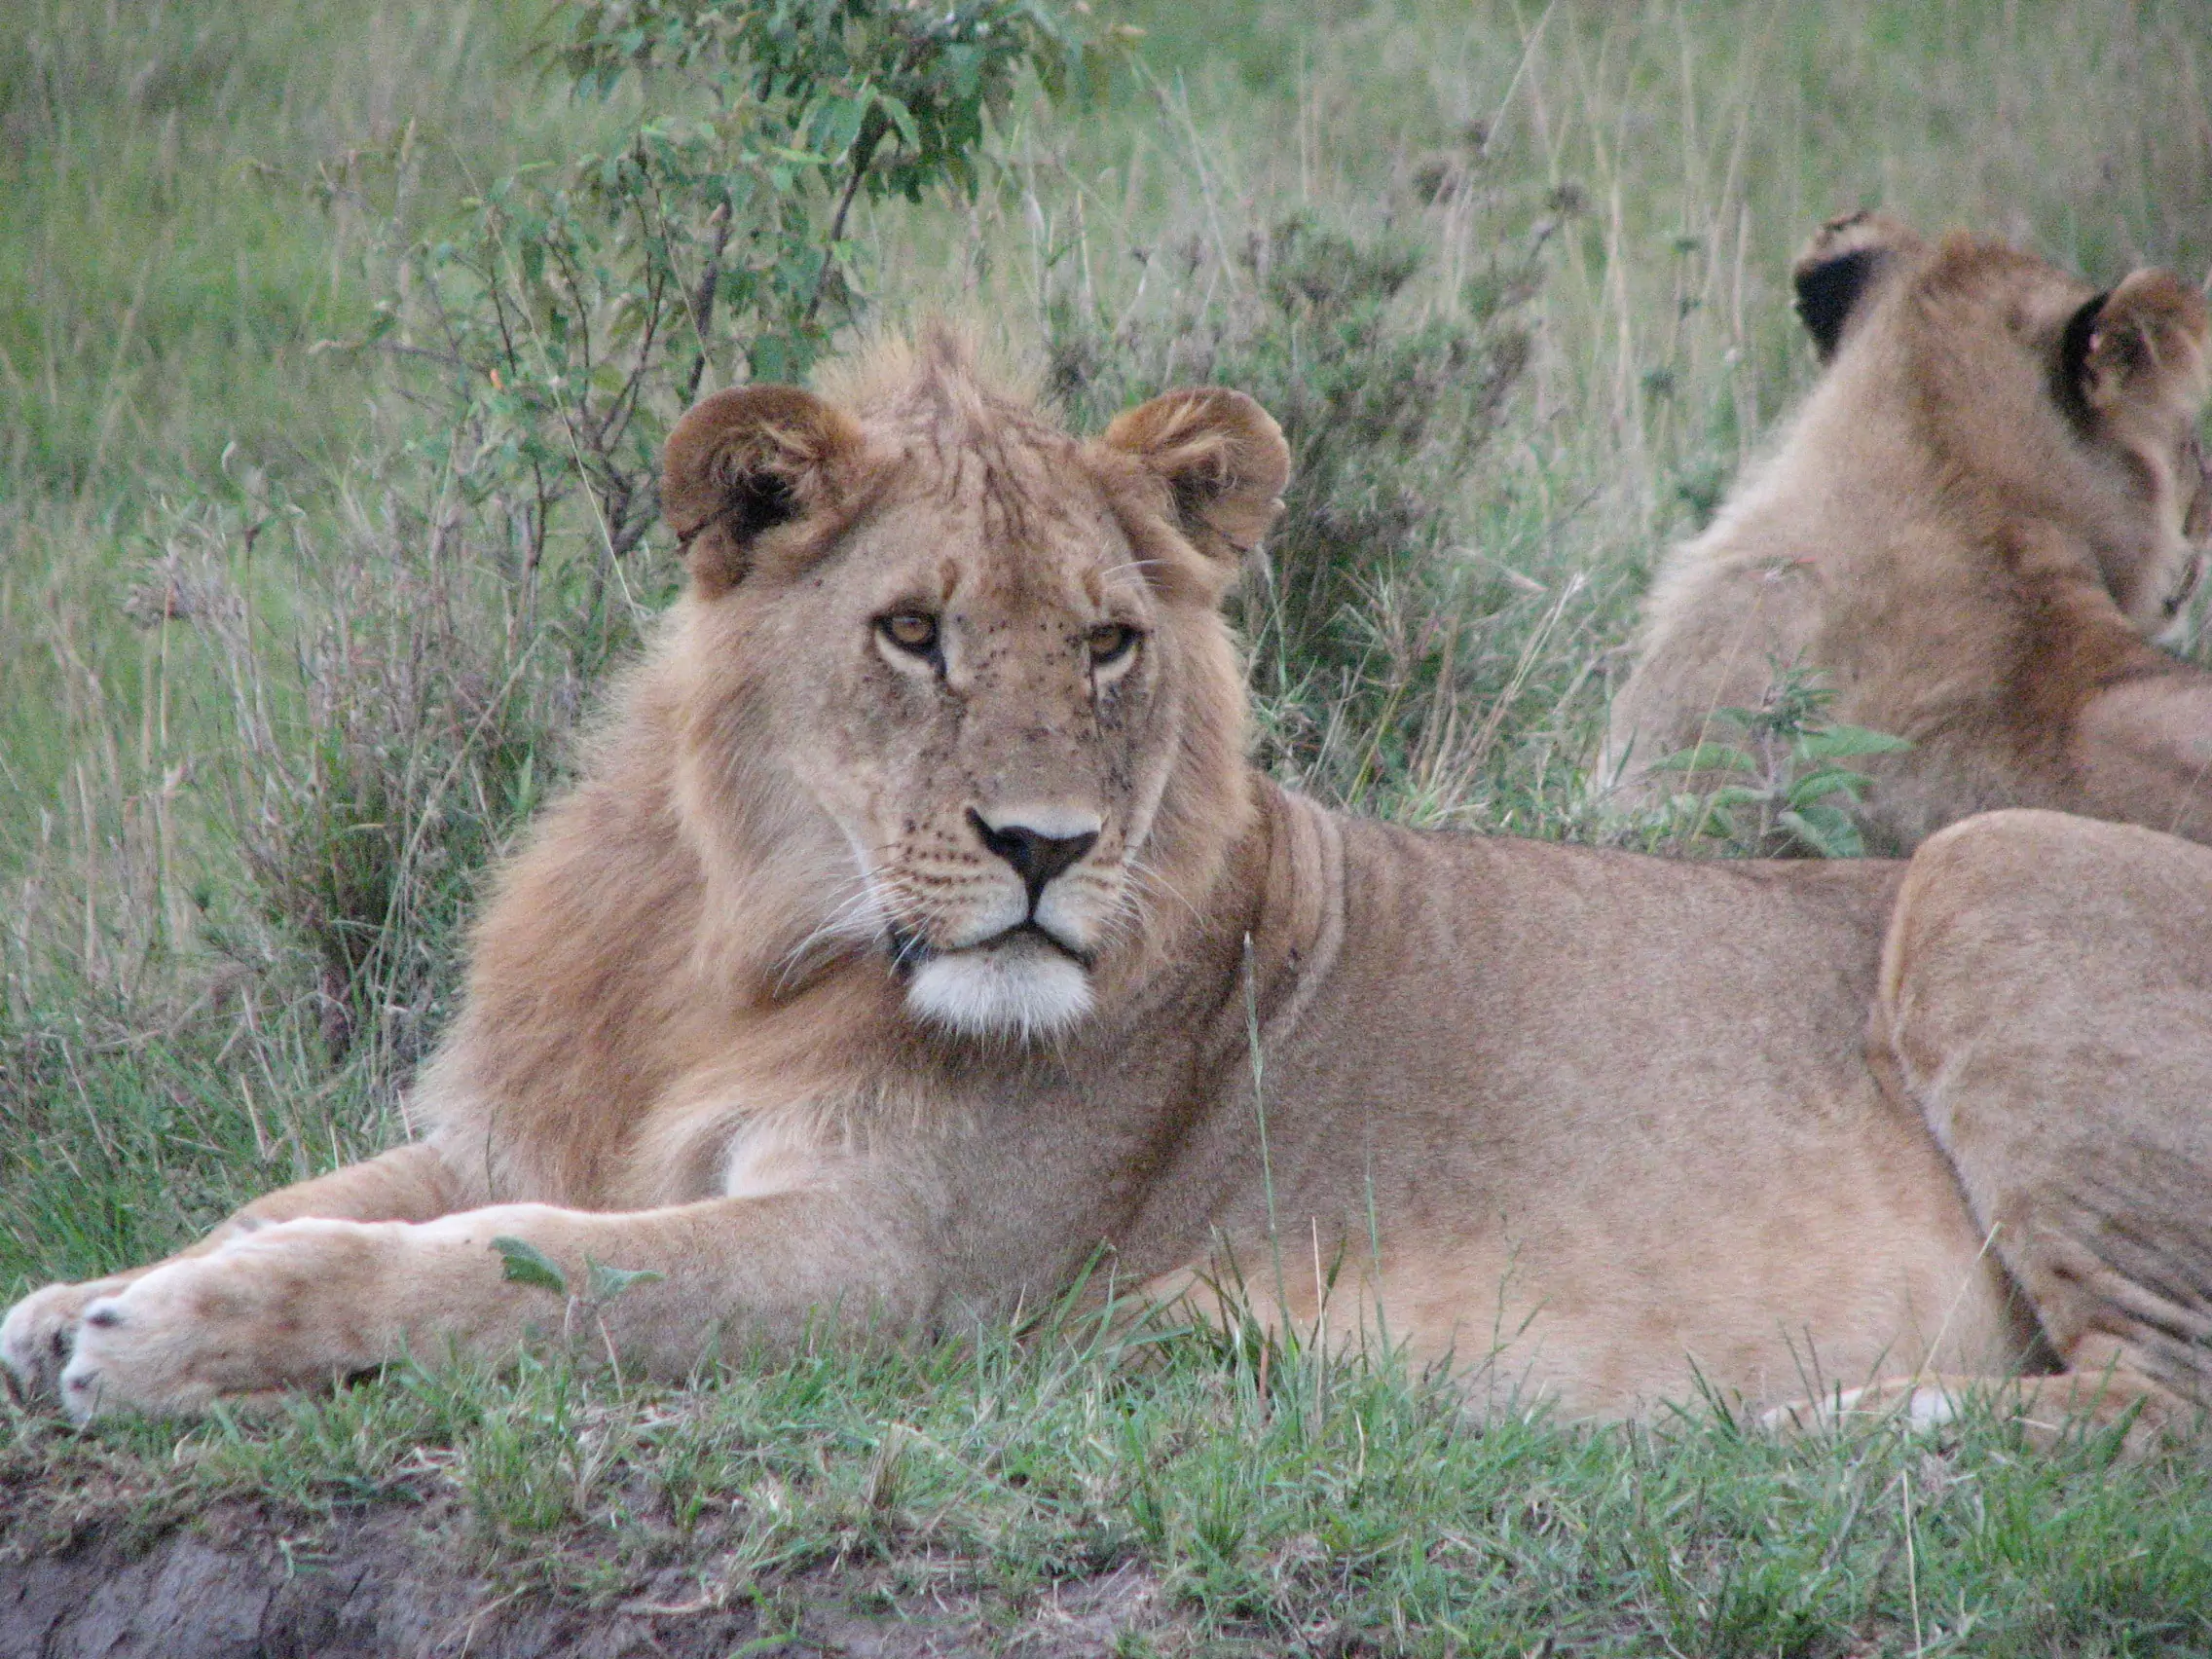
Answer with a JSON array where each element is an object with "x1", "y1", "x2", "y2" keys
[{"x1": 1874, "y1": 809, "x2": 2212, "y2": 1450}]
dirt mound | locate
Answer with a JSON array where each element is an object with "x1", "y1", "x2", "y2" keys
[{"x1": 0, "y1": 1500, "x2": 1165, "y2": 1659}]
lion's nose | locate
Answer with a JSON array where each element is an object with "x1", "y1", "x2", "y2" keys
[{"x1": 969, "y1": 808, "x2": 1098, "y2": 907}]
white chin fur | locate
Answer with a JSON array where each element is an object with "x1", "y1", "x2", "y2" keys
[{"x1": 906, "y1": 949, "x2": 1093, "y2": 1040}]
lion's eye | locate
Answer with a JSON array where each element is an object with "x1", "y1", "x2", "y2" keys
[
  {"x1": 878, "y1": 611, "x2": 940, "y2": 657},
  {"x1": 1087, "y1": 623, "x2": 1140, "y2": 668}
]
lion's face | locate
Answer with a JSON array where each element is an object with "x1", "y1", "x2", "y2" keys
[
  {"x1": 658, "y1": 342, "x2": 1285, "y2": 1041},
  {"x1": 758, "y1": 461, "x2": 1177, "y2": 1040},
  {"x1": 1792, "y1": 211, "x2": 2212, "y2": 638}
]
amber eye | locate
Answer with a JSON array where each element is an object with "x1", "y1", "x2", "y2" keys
[
  {"x1": 878, "y1": 611, "x2": 940, "y2": 657},
  {"x1": 1087, "y1": 622, "x2": 1140, "y2": 668}
]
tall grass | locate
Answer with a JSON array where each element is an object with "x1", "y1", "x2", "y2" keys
[{"x1": 8, "y1": 0, "x2": 2211, "y2": 1338}]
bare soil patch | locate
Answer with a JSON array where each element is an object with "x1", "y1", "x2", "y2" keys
[{"x1": 0, "y1": 1496, "x2": 1172, "y2": 1659}]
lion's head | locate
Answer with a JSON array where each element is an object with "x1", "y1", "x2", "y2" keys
[
  {"x1": 1791, "y1": 210, "x2": 2212, "y2": 633},
  {"x1": 654, "y1": 331, "x2": 1286, "y2": 1042}
]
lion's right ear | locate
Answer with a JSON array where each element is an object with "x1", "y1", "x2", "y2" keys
[
  {"x1": 1791, "y1": 211, "x2": 1921, "y2": 363},
  {"x1": 662, "y1": 387, "x2": 866, "y2": 598},
  {"x1": 1095, "y1": 388, "x2": 1290, "y2": 583},
  {"x1": 2061, "y1": 269, "x2": 2212, "y2": 433}
]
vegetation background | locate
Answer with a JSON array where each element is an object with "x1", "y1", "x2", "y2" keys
[{"x1": 6, "y1": 0, "x2": 2212, "y2": 1650}]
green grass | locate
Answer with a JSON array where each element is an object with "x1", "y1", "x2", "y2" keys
[
  {"x1": 11, "y1": 1313, "x2": 2212, "y2": 1653},
  {"x1": 7, "y1": 0, "x2": 2212, "y2": 1647}
]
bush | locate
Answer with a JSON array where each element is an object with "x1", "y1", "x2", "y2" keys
[
  {"x1": 380, "y1": 0, "x2": 1115, "y2": 672},
  {"x1": 146, "y1": 1, "x2": 1117, "y2": 1073},
  {"x1": 1046, "y1": 209, "x2": 1536, "y2": 805}
]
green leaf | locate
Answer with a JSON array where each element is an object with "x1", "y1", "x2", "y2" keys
[
  {"x1": 492, "y1": 1235, "x2": 569, "y2": 1296},
  {"x1": 1645, "y1": 742, "x2": 1760, "y2": 775},
  {"x1": 584, "y1": 1257, "x2": 666, "y2": 1304},
  {"x1": 1778, "y1": 803, "x2": 1864, "y2": 859},
  {"x1": 1702, "y1": 784, "x2": 1772, "y2": 811},
  {"x1": 1666, "y1": 795, "x2": 1735, "y2": 840},
  {"x1": 1793, "y1": 724, "x2": 1912, "y2": 761},
  {"x1": 1784, "y1": 765, "x2": 1873, "y2": 807},
  {"x1": 876, "y1": 92, "x2": 920, "y2": 152},
  {"x1": 811, "y1": 92, "x2": 866, "y2": 162},
  {"x1": 1707, "y1": 705, "x2": 1771, "y2": 732}
]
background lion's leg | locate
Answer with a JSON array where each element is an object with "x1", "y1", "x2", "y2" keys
[
  {"x1": 2073, "y1": 678, "x2": 2212, "y2": 843},
  {"x1": 1874, "y1": 809, "x2": 2212, "y2": 1441},
  {"x1": 2, "y1": 1142, "x2": 467, "y2": 1404}
]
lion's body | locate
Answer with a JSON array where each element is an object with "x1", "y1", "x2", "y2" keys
[
  {"x1": 438, "y1": 774, "x2": 2035, "y2": 1417},
  {"x1": 1606, "y1": 216, "x2": 2212, "y2": 854},
  {"x1": 13, "y1": 333, "x2": 2212, "y2": 1443}
]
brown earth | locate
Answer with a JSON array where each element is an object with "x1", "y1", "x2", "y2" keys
[{"x1": 0, "y1": 1498, "x2": 1173, "y2": 1659}]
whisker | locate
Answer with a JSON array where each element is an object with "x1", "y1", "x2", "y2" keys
[
  {"x1": 1096, "y1": 556, "x2": 1168, "y2": 584},
  {"x1": 770, "y1": 866, "x2": 889, "y2": 992},
  {"x1": 1125, "y1": 856, "x2": 1204, "y2": 927}
]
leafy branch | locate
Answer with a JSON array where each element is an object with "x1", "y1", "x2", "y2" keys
[{"x1": 362, "y1": 0, "x2": 1119, "y2": 673}]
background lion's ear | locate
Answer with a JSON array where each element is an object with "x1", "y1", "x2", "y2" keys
[
  {"x1": 1098, "y1": 388, "x2": 1290, "y2": 571},
  {"x1": 662, "y1": 387, "x2": 866, "y2": 597},
  {"x1": 1791, "y1": 211, "x2": 1919, "y2": 362},
  {"x1": 2063, "y1": 270, "x2": 2212, "y2": 430}
]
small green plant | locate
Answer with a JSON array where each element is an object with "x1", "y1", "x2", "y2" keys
[
  {"x1": 493, "y1": 1234, "x2": 664, "y2": 1309},
  {"x1": 1645, "y1": 666, "x2": 1910, "y2": 857},
  {"x1": 384, "y1": 0, "x2": 1115, "y2": 658}
]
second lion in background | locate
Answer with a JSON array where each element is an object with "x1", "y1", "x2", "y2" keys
[{"x1": 1606, "y1": 211, "x2": 2212, "y2": 854}]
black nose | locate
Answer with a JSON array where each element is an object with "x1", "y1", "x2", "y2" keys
[{"x1": 969, "y1": 810, "x2": 1097, "y2": 907}]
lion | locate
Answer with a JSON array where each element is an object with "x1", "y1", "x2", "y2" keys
[
  {"x1": 11, "y1": 329, "x2": 2212, "y2": 1449},
  {"x1": 1605, "y1": 212, "x2": 2212, "y2": 854}
]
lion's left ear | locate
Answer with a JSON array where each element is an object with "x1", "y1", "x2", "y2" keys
[
  {"x1": 1096, "y1": 388, "x2": 1290, "y2": 574},
  {"x1": 1791, "y1": 210, "x2": 1922, "y2": 363}
]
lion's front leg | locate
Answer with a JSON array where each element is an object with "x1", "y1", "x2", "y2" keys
[
  {"x1": 3, "y1": 1142, "x2": 467, "y2": 1408},
  {"x1": 2, "y1": 1272, "x2": 149, "y2": 1404},
  {"x1": 55, "y1": 1189, "x2": 934, "y2": 1421}
]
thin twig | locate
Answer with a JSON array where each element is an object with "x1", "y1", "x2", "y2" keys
[
  {"x1": 681, "y1": 201, "x2": 733, "y2": 407},
  {"x1": 805, "y1": 117, "x2": 887, "y2": 325}
]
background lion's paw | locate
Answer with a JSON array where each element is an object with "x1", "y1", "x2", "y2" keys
[{"x1": 55, "y1": 1220, "x2": 401, "y2": 1422}]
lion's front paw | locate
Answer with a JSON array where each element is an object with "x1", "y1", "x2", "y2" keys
[
  {"x1": 57, "y1": 1220, "x2": 406, "y2": 1422},
  {"x1": 2, "y1": 1276, "x2": 139, "y2": 1405}
]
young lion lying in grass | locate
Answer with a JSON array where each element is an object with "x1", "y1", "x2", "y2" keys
[
  {"x1": 1607, "y1": 212, "x2": 2212, "y2": 853},
  {"x1": 10, "y1": 330, "x2": 2212, "y2": 1450}
]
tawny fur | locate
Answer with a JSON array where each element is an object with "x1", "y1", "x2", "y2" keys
[
  {"x1": 11, "y1": 330, "x2": 2212, "y2": 1453},
  {"x1": 1606, "y1": 212, "x2": 2212, "y2": 853}
]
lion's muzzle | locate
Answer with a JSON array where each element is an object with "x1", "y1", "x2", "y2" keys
[{"x1": 889, "y1": 805, "x2": 1112, "y2": 1039}]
